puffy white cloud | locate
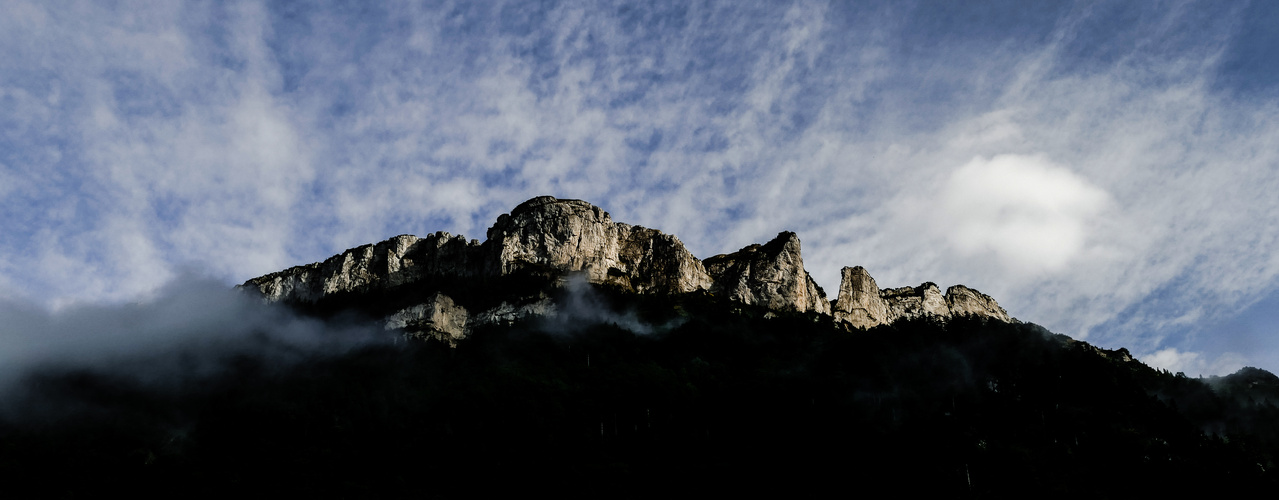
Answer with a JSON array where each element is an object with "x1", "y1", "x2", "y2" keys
[{"x1": 933, "y1": 154, "x2": 1111, "y2": 275}]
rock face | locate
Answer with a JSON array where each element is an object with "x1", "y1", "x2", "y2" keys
[
  {"x1": 882, "y1": 283, "x2": 951, "y2": 320},
  {"x1": 832, "y1": 266, "x2": 891, "y2": 329},
  {"x1": 240, "y1": 195, "x2": 1013, "y2": 344},
  {"x1": 945, "y1": 285, "x2": 1013, "y2": 322},
  {"x1": 247, "y1": 232, "x2": 481, "y2": 303},
  {"x1": 384, "y1": 292, "x2": 470, "y2": 346},
  {"x1": 383, "y1": 292, "x2": 559, "y2": 346},
  {"x1": 244, "y1": 196, "x2": 711, "y2": 303},
  {"x1": 704, "y1": 232, "x2": 830, "y2": 315},
  {"x1": 831, "y1": 266, "x2": 1012, "y2": 329},
  {"x1": 486, "y1": 196, "x2": 712, "y2": 293}
]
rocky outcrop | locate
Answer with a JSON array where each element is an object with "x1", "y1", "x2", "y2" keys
[
  {"x1": 945, "y1": 285, "x2": 1012, "y2": 322},
  {"x1": 485, "y1": 196, "x2": 712, "y2": 294},
  {"x1": 470, "y1": 296, "x2": 558, "y2": 328},
  {"x1": 383, "y1": 292, "x2": 559, "y2": 346},
  {"x1": 703, "y1": 232, "x2": 830, "y2": 315},
  {"x1": 385, "y1": 292, "x2": 470, "y2": 346},
  {"x1": 243, "y1": 197, "x2": 711, "y2": 304},
  {"x1": 832, "y1": 266, "x2": 890, "y2": 329},
  {"x1": 241, "y1": 195, "x2": 1014, "y2": 344},
  {"x1": 831, "y1": 266, "x2": 1012, "y2": 329},
  {"x1": 245, "y1": 232, "x2": 481, "y2": 303},
  {"x1": 882, "y1": 283, "x2": 951, "y2": 319}
]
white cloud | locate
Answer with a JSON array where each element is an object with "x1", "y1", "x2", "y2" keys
[
  {"x1": 932, "y1": 154, "x2": 1111, "y2": 275},
  {"x1": 1140, "y1": 348, "x2": 1248, "y2": 377}
]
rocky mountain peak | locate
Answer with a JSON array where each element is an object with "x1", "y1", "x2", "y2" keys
[
  {"x1": 704, "y1": 231, "x2": 830, "y2": 314},
  {"x1": 832, "y1": 266, "x2": 891, "y2": 329},
  {"x1": 485, "y1": 196, "x2": 711, "y2": 293},
  {"x1": 241, "y1": 196, "x2": 1012, "y2": 343},
  {"x1": 831, "y1": 266, "x2": 1012, "y2": 329}
]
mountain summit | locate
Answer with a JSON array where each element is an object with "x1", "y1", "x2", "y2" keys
[{"x1": 241, "y1": 196, "x2": 1010, "y2": 343}]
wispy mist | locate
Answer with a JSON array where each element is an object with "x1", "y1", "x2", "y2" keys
[
  {"x1": 0, "y1": 276, "x2": 394, "y2": 411},
  {"x1": 537, "y1": 274, "x2": 682, "y2": 336}
]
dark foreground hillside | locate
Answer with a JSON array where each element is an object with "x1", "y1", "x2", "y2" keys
[{"x1": 2, "y1": 288, "x2": 1277, "y2": 498}]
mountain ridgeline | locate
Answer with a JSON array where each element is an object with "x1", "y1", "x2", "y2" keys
[
  {"x1": 240, "y1": 196, "x2": 1010, "y2": 344},
  {"x1": 6, "y1": 196, "x2": 1279, "y2": 498}
]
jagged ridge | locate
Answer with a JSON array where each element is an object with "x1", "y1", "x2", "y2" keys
[{"x1": 241, "y1": 196, "x2": 1011, "y2": 343}]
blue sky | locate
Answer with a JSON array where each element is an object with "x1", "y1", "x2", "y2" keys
[{"x1": 2, "y1": 0, "x2": 1278, "y2": 376}]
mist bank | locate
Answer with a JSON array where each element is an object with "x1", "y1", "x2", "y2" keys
[{"x1": 0, "y1": 276, "x2": 396, "y2": 408}]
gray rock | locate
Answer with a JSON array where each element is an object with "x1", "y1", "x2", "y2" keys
[
  {"x1": 242, "y1": 196, "x2": 711, "y2": 304},
  {"x1": 832, "y1": 266, "x2": 890, "y2": 329},
  {"x1": 945, "y1": 284, "x2": 1012, "y2": 322},
  {"x1": 240, "y1": 195, "x2": 1013, "y2": 342},
  {"x1": 831, "y1": 266, "x2": 1012, "y2": 329},
  {"x1": 882, "y1": 282, "x2": 949, "y2": 321},
  {"x1": 704, "y1": 232, "x2": 831, "y2": 315},
  {"x1": 485, "y1": 196, "x2": 712, "y2": 294},
  {"x1": 471, "y1": 296, "x2": 559, "y2": 328},
  {"x1": 385, "y1": 292, "x2": 471, "y2": 346},
  {"x1": 243, "y1": 232, "x2": 481, "y2": 302}
]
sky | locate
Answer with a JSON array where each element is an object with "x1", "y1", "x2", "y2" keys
[{"x1": 2, "y1": 0, "x2": 1278, "y2": 377}]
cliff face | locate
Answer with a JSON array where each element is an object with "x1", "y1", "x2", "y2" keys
[
  {"x1": 829, "y1": 266, "x2": 1012, "y2": 329},
  {"x1": 486, "y1": 197, "x2": 712, "y2": 294},
  {"x1": 240, "y1": 196, "x2": 1012, "y2": 343},
  {"x1": 247, "y1": 233, "x2": 481, "y2": 303},
  {"x1": 704, "y1": 232, "x2": 830, "y2": 315},
  {"x1": 832, "y1": 266, "x2": 891, "y2": 329}
]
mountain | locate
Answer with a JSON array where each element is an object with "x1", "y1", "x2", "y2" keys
[
  {"x1": 5, "y1": 196, "x2": 1279, "y2": 498},
  {"x1": 240, "y1": 196, "x2": 1010, "y2": 343}
]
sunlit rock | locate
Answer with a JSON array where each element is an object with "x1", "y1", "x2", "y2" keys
[
  {"x1": 945, "y1": 284, "x2": 1011, "y2": 322},
  {"x1": 240, "y1": 195, "x2": 1013, "y2": 343},
  {"x1": 703, "y1": 232, "x2": 831, "y2": 315},
  {"x1": 485, "y1": 196, "x2": 712, "y2": 294},
  {"x1": 832, "y1": 266, "x2": 891, "y2": 329},
  {"x1": 385, "y1": 292, "x2": 470, "y2": 346}
]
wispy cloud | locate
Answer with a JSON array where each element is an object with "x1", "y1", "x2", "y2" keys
[
  {"x1": 1140, "y1": 348, "x2": 1248, "y2": 378},
  {"x1": 1, "y1": 1, "x2": 1276, "y2": 373}
]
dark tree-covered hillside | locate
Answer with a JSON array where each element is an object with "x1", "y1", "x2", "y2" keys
[{"x1": 2, "y1": 287, "x2": 1278, "y2": 498}]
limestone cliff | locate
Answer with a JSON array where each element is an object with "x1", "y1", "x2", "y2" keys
[
  {"x1": 703, "y1": 232, "x2": 830, "y2": 315},
  {"x1": 384, "y1": 292, "x2": 471, "y2": 347},
  {"x1": 244, "y1": 196, "x2": 711, "y2": 303},
  {"x1": 945, "y1": 285, "x2": 1013, "y2": 322},
  {"x1": 832, "y1": 266, "x2": 891, "y2": 329},
  {"x1": 240, "y1": 195, "x2": 1013, "y2": 343},
  {"x1": 246, "y1": 232, "x2": 481, "y2": 303},
  {"x1": 485, "y1": 196, "x2": 712, "y2": 294},
  {"x1": 830, "y1": 266, "x2": 1013, "y2": 329}
]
